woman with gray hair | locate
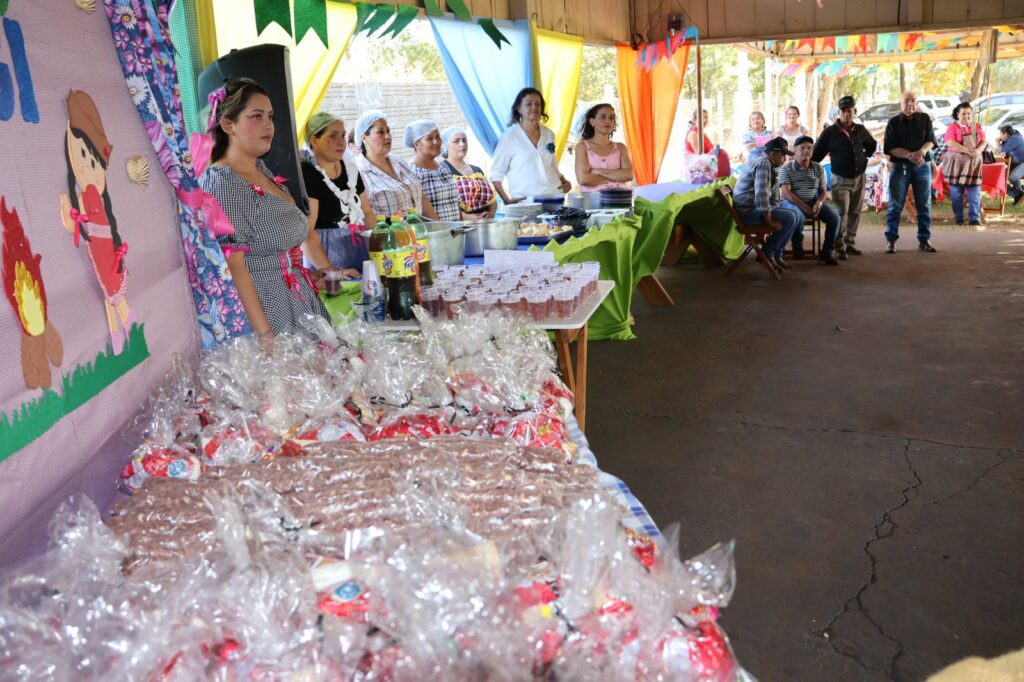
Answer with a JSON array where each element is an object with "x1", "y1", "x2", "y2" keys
[
  {"x1": 301, "y1": 111, "x2": 374, "y2": 275},
  {"x1": 406, "y1": 119, "x2": 461, "y2": 222},
  {"x1": 441, "y1": 126, "x2": 496, "y2": 218},
  {"x1": 354, "y1": 110, "x2": 439, "y2": 220}
]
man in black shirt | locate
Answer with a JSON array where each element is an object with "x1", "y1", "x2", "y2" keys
[
  {"x1": 883, "y1": 91, "x2": 938, "y2": 253},
  {"x1": 812, "y1": 95, "x2": 877, "y2": 257}
]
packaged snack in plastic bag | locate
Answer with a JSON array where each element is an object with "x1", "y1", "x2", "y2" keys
[{"x1": 119, "y1": 441, "x2": 202, "y2": 493}]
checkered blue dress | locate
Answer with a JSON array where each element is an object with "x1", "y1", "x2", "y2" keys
[{"x1": 200, "y1": 161, "x2": 329, "y2": 336}]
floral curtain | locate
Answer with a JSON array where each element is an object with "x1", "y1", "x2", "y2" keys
[{"x1": 104, "y1": 0, "x2": 248, "y2": 348}]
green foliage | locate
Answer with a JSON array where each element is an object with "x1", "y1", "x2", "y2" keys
[
  {"x1": 365, "y1": 29, "x2": 446, "y2": 81},
  {"x1": 579, "y1": 45, "x2": 617, "y2": 102},
  {"x1": 0, "y1": 324, "x2": 150, "y2": 461}
]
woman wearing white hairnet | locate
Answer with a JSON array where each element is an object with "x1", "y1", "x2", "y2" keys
[
  {"x1": 441, "y1": 126, "x2": 497, "y2": 219},
  {"x1": 407, "y1": 119, "x2": 461, "y2": 222},
  {"x1": 354, "y1": 110, "x2": 439, "y2": 220}
]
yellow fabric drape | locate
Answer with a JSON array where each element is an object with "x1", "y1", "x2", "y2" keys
[
  {"x1": 210, "y1": 0, "x2": 358, "y2": 144},
  {"x1": 195, "y1": 0, "x2": 219, "y2": 69},
  {"x1": 531, "y1": 23, "x2": 584, "y2": 161}
]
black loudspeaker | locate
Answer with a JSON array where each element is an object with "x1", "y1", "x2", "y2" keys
[{"x1": 197, "y1": 44, "x2": 309, "y2": 214}]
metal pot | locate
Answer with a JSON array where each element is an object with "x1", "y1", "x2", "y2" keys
[
  {"x1": 463, "y1": 218, "x2": 519, "y2": 256},
  {"x1": 425, "y1": 221, "x2": 477, "y2": 266}
]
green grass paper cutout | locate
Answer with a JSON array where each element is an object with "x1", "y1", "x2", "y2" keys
[
  {"x1": 422, "y1": 0, "x2": 443, "y2": 18},
  {"x1": 0, "y1": 0, "x2": 9, "y2": 17},
  {"x1": 383, "y1": 4, "x2": 419, "y2": 38},
  {"x1": 479, "y1": 18, "x2": 510, "y2": 47},
  {"x1": 0, "y1": 323, "x2": 150, "y2": 462},
  {"x1": 362, "y1": 4, "x2": 395, "y2": 36},
  {"x1": 445, "y1": 0, "x2": 472, "y2": 21}
]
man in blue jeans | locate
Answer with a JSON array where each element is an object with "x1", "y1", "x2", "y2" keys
[
  {"x1": 779, "y1": 136, "x2": 841, "y2": 265},
  {"x1": 883, "y1": 91, "x2": 938, "y2": 253},
  {"x1": 733, "y1": 137, "x2": 802, "y2": 271}
]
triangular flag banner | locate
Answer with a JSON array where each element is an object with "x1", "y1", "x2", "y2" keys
[
  {"x1": 253, "y1": 0, "x2": 292, "y2": 37},
  {"x1": 683, "y1": 26, "x2": 699, "y2": 40},
  {"x1": 897, "y1": 34, "x2": 909, "y2": 51},
  {"x1": 765, "y1": 39, "x2": 775, "y2": 48},
  {"x1": 797, "y1": 37, "x2": 815, "y2": 51},
  {"x1": 822, "y1": 36, "x2": 836, "y2": 52},
  {"x1": 920, "y1": 41, "x2": 938, "y2": 51},
  {"x1": 835, "y1": 35, "x2": 848, "y2": 52},
  {"x1": 906, "y1": 33, "x2": 922, "y2": 50},
  {"x1": 857, "y1": 35, "x2": 868, "y2": 54},
  {"x1": 813, "y1": 38, "x2": 824, "y2": 52},
  {"x1": 838, "y1": 66, "x2": 851, "y2": 77},
  {"x1": 813, "y1": 63, "x2": 826, "y2": 73},
  {"x1": 294, "y1": 0, "x2": 328, "y2": 45}
]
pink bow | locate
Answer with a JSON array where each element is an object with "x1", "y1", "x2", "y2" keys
[
  {"x1": 272, "y1": 175, "x2": 287, "y2": 186},
  {"x1": 189, "y1": 133, "x2": 215, "y2": 176},
  {"x1": 207, "y1": 87, "x2": 226, "y2": 131},
  {"x1": 279, "y1": 251, "x2": 302, "y2": 301},
  {"x1": 251, "y1": 184, "x2": 265, "y2": 197},
  {"x1": 69, "y1": 208, "x2": 90, "y2": 247},
  {"x1": 176, "y1": 186, "x2": 235, "y2": 241},
  {"x1": 111, "y1": 242, "x2": 129, "y2": 276},
  {"x1": 221, "y1": 244, "x2": 250, "y2": 259},
  {"x1": 347, "y1": 222, "x2": 364, "y2": 246}
]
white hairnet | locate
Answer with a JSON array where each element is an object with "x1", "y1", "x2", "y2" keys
[
  {"x1": 441, "y1": 125, "x2": 467, "y2": 152},
  {"x1": 404, "y1": 119, "x2": 438, "y2": 148},
  {"x1": 355, "y1": 109, "x2": 387, "y2": 138}
]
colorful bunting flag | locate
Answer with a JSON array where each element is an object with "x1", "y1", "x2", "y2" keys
[
  {"x1": 835, "y1": 35, "x2": 848, "y2": 52},
  {"x1": 633, "y1": 25, "x2": 699, "y2": 71},
  {"x1": 797, "y1": 37, "x2": 815, "y2": 51},
  {"x1": 821, "y1": 36, "x2": 836, "y2": 52}
]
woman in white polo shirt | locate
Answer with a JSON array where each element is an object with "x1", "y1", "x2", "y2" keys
[{"x1": 490, "y1": 87, "x2": 572, "y2": 204}]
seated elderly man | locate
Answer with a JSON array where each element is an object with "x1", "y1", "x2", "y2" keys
[
  {"x1": 778, "y1": 135, "x2": 841, "y2": 265},
  {"x1": 732, "y1": 136, "x2": 802, "y2": 271}
]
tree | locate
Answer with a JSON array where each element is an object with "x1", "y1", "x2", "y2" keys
[{"x1": 579, "y1": 45, "x2": 617, "y2": 102}]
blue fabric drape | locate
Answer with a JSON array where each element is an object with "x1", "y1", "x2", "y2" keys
[{"x1": 430, "y1": 17, "x2": 533, "y2": 155}]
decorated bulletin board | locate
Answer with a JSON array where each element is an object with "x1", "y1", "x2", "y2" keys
[{"x1": 0, "y1": 1, "x2": 199, "y2": 561}]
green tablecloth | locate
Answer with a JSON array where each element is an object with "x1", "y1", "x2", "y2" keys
[
  {"x1": 545, "y1": 215, "x2": 640, "y2": 341},
  {"x1": 319, "y1": 281, "x2": 363, "y2": 324},
  {"x1": 632, "y1": 193, "x2": 687, "y2": 285},
  {"x1": 675, "y1": 177, "x2": 746, "y2": 262}
]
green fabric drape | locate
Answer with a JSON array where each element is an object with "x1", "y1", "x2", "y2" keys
[
  {"x1": 631, "y1": 193, "x2": 686, "y2": 286},
  {"x1": 675, "y1": 177, "x2": 746, "y2": 262},
  {"x1": 168, "y1": 0, "x2": 205, "y2": 136},
  {"x1": 545, "y1": 216, "x2": 640, "y2": 341}
]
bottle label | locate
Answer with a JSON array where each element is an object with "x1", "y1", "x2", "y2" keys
[
  {"x1": 370, "y1": 251, "x2": 386, "y2": 277},
  {"x1": 415, "y1": 239, "x2": 430, "y2": 263},
  {"x1": 384, "y1": 248, "x2": 416, "y2": 278}
]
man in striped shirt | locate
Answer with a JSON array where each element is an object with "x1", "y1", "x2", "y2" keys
[
  {"x1": 779, "y1": 136, "x2": 841, "y2": 265},
  {"x1": 733, "y1": 137, "x2": 802, "y2": 270}
]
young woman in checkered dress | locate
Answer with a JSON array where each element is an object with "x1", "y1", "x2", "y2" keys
[{"x1": 199, "y1": 79, "x2": 331, "y2": 344}]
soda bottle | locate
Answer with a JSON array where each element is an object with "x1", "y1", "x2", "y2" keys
[
  {"x1": 405, "y1": 210, "x2": 433, "y2": 286},
  {"x1": 368, "y1": 215, "x2": 389, "y2": 278},
  {"x1": 383, "y1": 214, "x2": 419, "y2": 321}
]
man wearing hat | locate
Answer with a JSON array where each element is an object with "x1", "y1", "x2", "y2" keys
[
  {"x1": 812, "y1": 95, "x2": 877, "y2": 258},
  {"x1": 733, "y1": 136, "x2": 802, "y2": 271},
  {"x1": 780, "y1": 136, "x2": 841, "y2": 265}
]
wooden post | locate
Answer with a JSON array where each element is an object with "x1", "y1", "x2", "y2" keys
[{"x1": 696, "y1": 43, "x2": 704, "y2": 147}]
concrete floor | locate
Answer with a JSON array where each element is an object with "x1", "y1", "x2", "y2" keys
[{"x1": 584, "y1": 226, "x2": 1024, "y2": 681}]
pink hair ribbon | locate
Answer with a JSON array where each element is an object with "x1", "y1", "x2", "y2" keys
[
  {"x1": 111, "y1": 242, "x2": 129, "y2": 276},
  {"x1": 69, "y1": 208, "x2": 90, "y2": 247},
  {"x1": 207, "y1": 87, "x2": 227, "y2": 131}
]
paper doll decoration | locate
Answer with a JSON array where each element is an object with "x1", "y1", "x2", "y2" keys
[
  {"x1": 2, "y1": 197, "x2": 63, "y2": 389},
  {"x1": 60, "y1": 89, "x2": 136, "y2": 355}
]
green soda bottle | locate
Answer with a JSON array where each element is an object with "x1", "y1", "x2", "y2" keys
[
  {"x1": 405, "y1": 209, "x2": 433, "y2": 286},
  {"x1": 368, "y1": 215, "x2": 389, "y2": 278}
]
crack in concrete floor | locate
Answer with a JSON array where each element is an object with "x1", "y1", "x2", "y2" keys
[{"x1": 819, "y1": 440, "x2": 922, "y2": 680}]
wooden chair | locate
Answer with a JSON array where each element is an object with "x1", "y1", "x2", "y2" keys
[
  {"x1": 717, "y1": 186, "x2": 782, "y2": 280},
  {"x1": 785, "y1": 215, "x2": 821, "y2": 258}
]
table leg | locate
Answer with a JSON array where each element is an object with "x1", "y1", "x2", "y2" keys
[
  {"x1": 662, "y1": 224, "x2": 689, "y2": 266},
  {"x1": 574, "y1": 324, "x2": 588, "y2": 432},
  {"x1": 555, "y1": 330, "x2": 576, "y2": 396},
  {"x1": 685, "y1": 226, "x2": 727, "y2": 267},
  {"x1": 636, "y1": 275, "x2": 675, "y2": 306}
]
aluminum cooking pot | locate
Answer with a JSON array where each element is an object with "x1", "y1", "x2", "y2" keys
[
  {"x1": 463, "y1": 218, "x2": 519, "y2": 256},
  {"x1": 424, "y1": 221, "x2": 477, "y2": 266}
]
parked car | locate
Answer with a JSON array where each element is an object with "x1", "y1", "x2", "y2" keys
[
  {"x1": 979, "y1": 105, "x2": 1024, "y2": 143},
  {"x1": 973, "y1": 92, "x2": 1024, "y2": 117},
  {"x1": 859, "y1": 96, "x2": 958, "y2": 128}
]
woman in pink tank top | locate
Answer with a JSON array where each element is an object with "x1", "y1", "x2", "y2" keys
[{"x1": 574, "y1": 103, "x2": 634, "y2": 192}]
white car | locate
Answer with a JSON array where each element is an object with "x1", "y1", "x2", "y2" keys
[
  {"x1": 979, "y1": 104, "x2": 1024, "y2": 143},
  {"x1": 973, "y1": 92, "x2": 1024, "y2": 117}
]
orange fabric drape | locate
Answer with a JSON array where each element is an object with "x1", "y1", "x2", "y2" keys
[{"x1": 615, "y1": 44, "x2": 690, "y2": 186}]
